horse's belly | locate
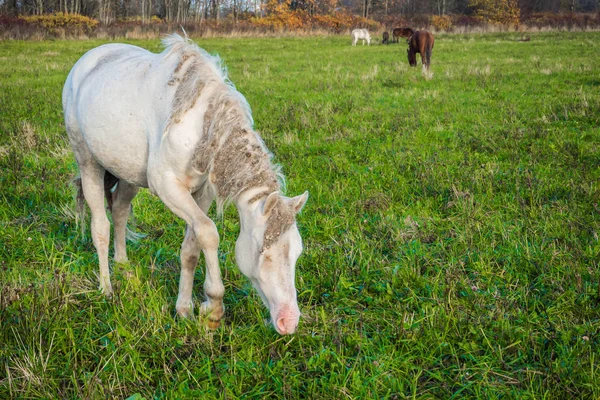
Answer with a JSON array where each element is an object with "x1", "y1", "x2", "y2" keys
[
  {"x1": 81, "y1": 117, "x2": 150, "y2": 187},
  {"x1": 76, "y1": 83, "x2": 152, "y2": 187}
]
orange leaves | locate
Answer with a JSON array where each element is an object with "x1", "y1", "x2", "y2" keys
[
  {"x1": 251, "y1": 11, "x2": 306, "y2": 30},
  {"x1": 250, "y1": 0, "x2": 306, "y2": 29},
  {"x1": 469, "y1": 0, "x2": 520, "y2": 25},
  {"x1": 249, "y1": 0, "x2": 379, "y2": 32},
  {"x1": 431, "y1": 15, "x2": 452, "y2": 31},
  {"x1": 22, "y1": 13, "x2": 99, "y2": 32},
  {"x1": 251, "y1": 9, "x2": 379, "y2": 32}
]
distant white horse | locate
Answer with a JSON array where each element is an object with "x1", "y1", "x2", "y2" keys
[
  {"x1": 351, "y1": 29, "x2": 371, "y2": 46},
  {"x1": 63, "y1": 34, "x2": 309, "y2": 335}
]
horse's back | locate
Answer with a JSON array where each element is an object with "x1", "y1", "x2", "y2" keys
[
  {"x1": 409, "y1": 31, "x2": 434, "y2": 51},
  {"x1": 63, "y1": 43, "x2": 164, "y2": 187},
  {"x1": 352, "y1": 28, "x2": 368, "y2": 38},
  {"x1": 414, "y1": 31, "x2": 434, "y2": 48},
  {"x1": 424, "y1": 31, "x2": 434, "y2": 49},
  {"x1": 64, "y1": 44, "x2": 153, "y2": 114}
]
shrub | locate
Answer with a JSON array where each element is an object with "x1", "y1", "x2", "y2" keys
[
  {"x1": 431, "y1": 15, "x2": 453, "y2": 31},
  {"x1": 469, "y1": 0, "x2": 520, "y2": 26},
  {"x1": 410, "y1": 14, "x2": 432, "y2": 29},
  {"x1": 378, "y1": 15, "x2": 408, "y2": 29},
  {"x1": 0, "y1": 15, "x2": 38, "y2": 39},
  {"x1": 451, "y1": 14, "x2": 485, "y2": 28},
  {"x1": 378, "y1": 14, "x2": 431, "y2": 31},
  {"x1": 312, "y1": 13, "x2": 350, "y2": 32},
  {"x1": 250, "y1": 8, "x2": 379, "y2": 33},
  {"x1": 523, "y1": 12, "x2": 600, "y2": 30},
  {"x1": 251, "y1": 10, "x2": 307, "y2": 30},
  {"x1": 346, "y1": 15, "x2": 380, "y2": 31},
  {"x1": 22, "y1": 12, "x2": 99, "y2": 34},
  {"x1": 117, "y1": 15, "x2": 165, "y2": 24}
]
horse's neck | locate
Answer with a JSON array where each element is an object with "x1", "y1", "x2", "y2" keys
[{"x1": 205, "y1": 119, "x2": 280, "y2": 212}]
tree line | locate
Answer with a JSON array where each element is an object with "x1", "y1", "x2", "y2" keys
[{"x1": 0, "y1": 0, "x2": 597, "y2": 25}]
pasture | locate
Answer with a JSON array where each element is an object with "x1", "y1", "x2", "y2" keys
[{"x1": 1, "y1": 32, "x2": 600, "y2": 398}]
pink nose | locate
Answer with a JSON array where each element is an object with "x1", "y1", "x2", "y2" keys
[{"x1": 275, "y1": 305, "x2": 300, "y2": 335}]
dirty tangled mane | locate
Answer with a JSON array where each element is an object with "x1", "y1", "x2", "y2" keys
[
  {"x1": 162, "y1": 34, "x2": 295, "y2": 249},
  {"x1": 162, "y1": 34, "x2": 284, "y2": 210}
]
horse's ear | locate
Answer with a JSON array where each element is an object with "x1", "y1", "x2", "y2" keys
[
  {"x1": 290, "y1": 191, "x2": 309, "y2": 214},
  {"x1": 263, "y1": 191, "x2": 279, "y2": 216}
]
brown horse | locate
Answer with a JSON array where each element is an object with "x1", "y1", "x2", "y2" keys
[
  {"x1": 392, "y1": 27, "x2": 414, "y2": 43},
  {"x1": 382, "y1": 31, "x2": 389, "y2": 45},
  {"x1": 407, "y1": 30, "x2": 434, "y2": 69}
]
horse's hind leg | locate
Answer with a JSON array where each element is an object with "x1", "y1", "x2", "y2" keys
[
  {"x1": 111, "y1": 180, "x2": 139, "y2": 263},
  {"x1": 425, "y1": 47, "x2": 432, "y2": 69},
  {"x1": 420, "y1": 43, "x2": 430, "y2": 69},
  {"x1": 79, "y1": 162, "x2": 113, "y2": 295}
]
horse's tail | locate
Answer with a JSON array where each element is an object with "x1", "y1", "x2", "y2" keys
[
  {"x1": 104, "y1": 171, "x2": 119, "y2": 213},
  {"x1": 425, "y1": 47, "x2": 432, "y2": 68},
  {"x1": 73, "y1": 171, "x2": 118, "y2": 219},
  {"x1": 426, "y1": 33, "x2": 434, "y2": 68},
  {"x1": 103, "y1": 171, "x2": 146, "y2": 242},
  {"x1": 73, "y1": 175, "x2": 86, "y2": 235},
  {"x1": 71, "y1": 171, "x2": 117, "y2": 234},
  {"x1": 73, "y1": 172, "x2": 143, "y2": 241}
]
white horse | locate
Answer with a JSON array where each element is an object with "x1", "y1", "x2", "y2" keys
[
  {"x1": 62, "y1": 34, "x2": 308, "y2": 335},
  {"x1": 351, "y1": 29, "x2": 371, "y2": 46}
]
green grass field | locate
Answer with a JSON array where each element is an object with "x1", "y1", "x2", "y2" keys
[{"x1": 1, "y1": 32, "x2": 600, "y2": 398}]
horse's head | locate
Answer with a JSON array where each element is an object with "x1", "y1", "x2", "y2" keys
[
  {"x1": 407, "y1": 48, "x2": 417, "y2": 67},
  {"x1": 236, "y1": 191, "x2": 308, "y2": 334}
]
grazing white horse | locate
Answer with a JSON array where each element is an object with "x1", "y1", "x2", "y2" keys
[
  {"x1": 62, "y1": 34, "x2": 309, "y2": 335},
  {"x1": 351, "y1": 29, "x2": 371, "y2": 46}
]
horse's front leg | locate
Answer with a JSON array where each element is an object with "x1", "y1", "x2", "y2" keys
[
  {"x1": 154, "y1": 176, "x2": 224, "y2": 327},
  {"x1": 178, "y1": 190, "x2": 225, "y2": 328},
  {"x1": 176, "y1": 225, "x2": 200, "y2": 318},
  {"x1": 194, "y1": 190, "x2": 225, "y2": 328}
]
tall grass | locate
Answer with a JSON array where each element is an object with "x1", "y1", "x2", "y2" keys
[{"x1": 1, "y1": 32, "x2": 600, "y2": 398}]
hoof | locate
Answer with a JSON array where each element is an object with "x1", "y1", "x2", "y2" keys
[
  {"x1": 176, "y1": 303, "x2": 194, "y2": 319},
  {"x1": 99, "y1": 282, "x2": 113, "y2": 297},
  {"x1": 200, "y1": 301, "x2": 225, "y2": 329},
  {"x1": 200, "y1": 301, "x2": 224, "y2": 318},
  {"x1": 206, "y1": 319, "x2": 221, "y2": 330},
  {"x1": 114, "y1": 256, "x2": 129, "y2": 264}
]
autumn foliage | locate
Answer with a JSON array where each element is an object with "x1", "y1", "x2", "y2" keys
[
  {"x1": 251, "y1": 0, "x2": 379, "y2": 32},
  {"x1": 469, "y1": 0, "x2": 520, "y2": 26},
  {"x1": 431, "y1": 15, "x2": 452, "y2": 31},
  {"x1": 22, "y1": 12, "x2": 99, "y2": 32},
  {"x1": 1, "y1": 5, "x2": 600, "y2": 39}
]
